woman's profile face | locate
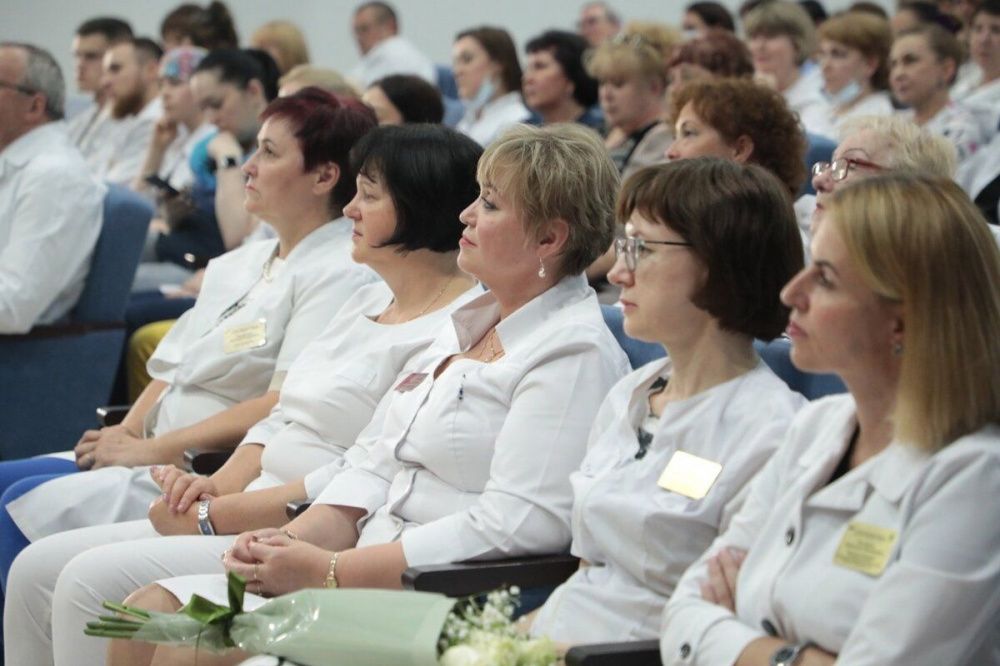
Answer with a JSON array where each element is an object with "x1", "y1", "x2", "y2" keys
[
  {"x1": 598, "y1": 72, "x2": 659, "y2": 132},
  {"x1": 665, "y1": 102, "x2": 737, "y2": 161},
  {"x1": 457, "y1": 177, "x2": 539, "y2": 286},
  {"x1": 890, "y1": 34, "x2": 950, "y2": 108},
  {"x1": 781, "y1": 215, "x2": 900, "y2": 377},
  {"x1": 191, "y1": 70, "x2": 258, "y2": 139},
  {"x1": 748, "y1": 32, "x2": 798, "y2": 81},
  {"x1": 159, "y1": 77, "x2": 197, "y2": 124},
  {"x1": 970, "y1": 12, "x2": 1000, "y2": 73},
  {"x1": 522, "y1": 49, "x2": 573, "y2": 112},
  {"x1": 343, "y1": 170, "x2": 399, "y2": 266},
  {"x1": 361, "y1": 85, "x2": 404, "y2": 125},
  {"x1": 452, "y1": 36, "x2": 497, "y2": 101},
  {"x1": 241, "y1": 117, "x2": 312, "y2": 222},
  {"x1": 818, "y1": 39, "x2": 874, "y2": 96}
]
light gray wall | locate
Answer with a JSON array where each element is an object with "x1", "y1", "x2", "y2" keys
[{"x1": 3, "y1": 0, "x2": 892, "y2": 98}]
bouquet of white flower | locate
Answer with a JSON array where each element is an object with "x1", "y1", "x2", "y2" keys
[{"x1": 85, "y1": 572, "x2": 557, "y2": 666}]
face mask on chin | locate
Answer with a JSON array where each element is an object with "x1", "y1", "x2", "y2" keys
[
  {"x1": 465, "y1": 76, "x2": 496, "y2": 116},
  {"x1": 823, "y1": 79, "x2": 863, "y2": 107}
]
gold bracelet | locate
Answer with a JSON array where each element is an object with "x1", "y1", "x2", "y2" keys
[
  {"x1": 324, "y1": 552, "x2": 340, "y2": 589},
  {"x1": 282, "y1": 529, "x2": 299, "y2": 541}
]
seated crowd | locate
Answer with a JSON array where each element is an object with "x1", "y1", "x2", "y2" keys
[{"x1": 1, "y1": 1, "x2": 999, "y2": 665}]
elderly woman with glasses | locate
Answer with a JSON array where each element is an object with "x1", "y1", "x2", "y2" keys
[{"x1": 523, "y1": 158, "x2": 806, "y2": 650}]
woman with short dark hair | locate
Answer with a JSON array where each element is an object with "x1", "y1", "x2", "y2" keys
[
  {"x1": 522, "y1": 30, "x2": 601, "y2": 128},
  {"x1": 363, "y1": 74, "x2": 444, "y2": 125}
]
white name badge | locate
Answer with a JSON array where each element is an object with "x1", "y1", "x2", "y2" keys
[
  {"x1": 223, "y1": 319, "x2": 267, "y2": 354},
  {"x1": 657, "y1": 450, "x2": 723, "y2": 500}
]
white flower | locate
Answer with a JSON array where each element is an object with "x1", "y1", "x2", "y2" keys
[{"x1": 440, "y1": 644, "x2": 486, "y2": 666}]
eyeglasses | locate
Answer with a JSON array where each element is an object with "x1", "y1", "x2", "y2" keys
[
  {"x1": 0, "y1": 80, "x2": 37, "y2": 96},
  {"x1": 811, "y1": 157, "x2": 887, "y2": 182},
  {"x1": 614, "y1": 236, "x2": 691, "y2": 272}
]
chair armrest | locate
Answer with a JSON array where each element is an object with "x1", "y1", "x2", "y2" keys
[
  {"x1": 285, "y1": 500, "x2": 310, "y2": 520},
  {"x1": 182, "y1": 448, "x2": 232, "y2": 475},
  {"x1": 96, "y1": 405, "x2": 131, "y2": 427},
  {"x1": 402, "y1": 554, "x2": 580, "y2": 597},
  {"x1": 565, "y1": 640, "x2": 662, "y2": 666}
]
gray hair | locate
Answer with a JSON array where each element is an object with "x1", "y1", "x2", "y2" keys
[{"x1": 0, "y1": 42, "x2": 65, "y2": 120}]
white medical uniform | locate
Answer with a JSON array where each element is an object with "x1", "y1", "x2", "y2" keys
[{"x1": 456, "y1": 91, "x2": 529, "y2": 146}]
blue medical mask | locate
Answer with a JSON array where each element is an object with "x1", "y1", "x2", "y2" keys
[
  {"x1": 465, "y1": 77, "x2": 496, "y2": 114},
  {"x1": 823, "y1": 79, "x2": 862, "y2": 106}
]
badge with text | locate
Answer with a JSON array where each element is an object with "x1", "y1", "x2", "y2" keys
[
  {"x1": 833, "y1": 521, "x2": 898, "y2": 576},
  {"x1": 394, "y1": 372, "x2": 428, "y2": 393},
  {"x1": 223, "y1": 319, "x2": 267, "y2": 354},
  {"x1": 657, "y1": 450, "x2": 723, "y2": 499}
]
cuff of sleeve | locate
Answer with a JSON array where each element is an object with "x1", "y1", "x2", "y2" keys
[
  {"x1": 400, "y1": 517, "x2": 466, "y2": 567},
  {"x1": 267, "y1": 371, "x2": 287, "y2": 392},
  {"x1": 240, "y1": 416, "x2": 282, "y2": 449},
  {"x1": 314, "y1": 468, "x2": 388, "y2": 518},
  {"x1": 303, "y1": 459, "x2": 348, "y2": 500},
  {"x1": 660, "y1": 607, "x2": 763, "y2": 666}
]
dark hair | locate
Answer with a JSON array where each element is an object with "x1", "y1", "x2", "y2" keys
[
  {"x1": 798, "y1": 0, "x2": 828, "y2": 25},
  {"x1": 667, "y1": 28, "x2": 754, "y2": 78},
  {"x1": 898, "y1": 24, "x2": 964, "y2": 84},
  {"x1": 351, "y1": 124, "x2": 483, "y2": 253},
  {"x1": 76, "y1": 17, "x2": 134, "y2": 43},
  {"x1": 455, "y1": 26, "x2": 523, "y2": 94},
  {"x1": 972, "y1": 0, "x2": 1000, "y2": 21},
  {"x1": 371, "y1": 74, "x2": 444, "y2": 123},
  {"x1": 900, "y1": 2, "x2": 963, "y2": 32},
  {"x1": 618, "y1": 158, "x2": 804, "y2": 340},
  {"x1": 525, "y1": 30, "x2": 598, "y2": 107},
  {"x1": 195, "y1": 48, "x2": 280, "y2": 101},
  {"x1": 686, "y1": 2, "x2": 736, "y2": 32},
  {"x1": 160, "y1": 2, "x2": 238, "y2": 50},
  {"x1": 356, "y1": 1, "x2": 398, "y2": 28},
  {"x1": 131, "y1": 37, "x2": 164, "y2": 63},
  {"x1": 260, "y1": 87, "x2": 377, "y2": 214}
]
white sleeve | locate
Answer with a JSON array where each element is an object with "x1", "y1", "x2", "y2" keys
[
  {"x1": 399, "y1": 339, "x2": 627, "y2": 567},
  {"x1": 0, "y1": 165, "x2": 103, "y2": 333}
]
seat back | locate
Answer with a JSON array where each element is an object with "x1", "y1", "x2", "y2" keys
[{"x1": 71, "y1": 184, "x2": 153, "y2": 323}]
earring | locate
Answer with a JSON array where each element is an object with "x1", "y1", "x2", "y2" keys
[
  {"x1": 537, "y1": 258, "x2": 546, "y2": 279},
  {"x1": 893, "y1": 342, "x2": 904, "y2": 356}
]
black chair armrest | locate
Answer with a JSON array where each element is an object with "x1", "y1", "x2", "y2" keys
[
  {"x1": 183, "y1": 448, "x2": 232, "y2": 475},
  {"x1": 402, "y1": 554, "x2": 580, "y2": 597},
  {"x1": 565, "y1": 640, "x2": 662, "y2": 666},
  {"x1": 285, "y1": 500, "x2": 310, "y2": 520},
  {"x1": 96, "y1": 405, "x2": 131, "y2": 427}
]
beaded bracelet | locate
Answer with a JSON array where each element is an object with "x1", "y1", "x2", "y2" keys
[
  {"x1": 324, "y1": 551, "x2": 340, "y2": 589},
  {"x1": 282, "y1": 529, "x2": 299, "y2": 541}
]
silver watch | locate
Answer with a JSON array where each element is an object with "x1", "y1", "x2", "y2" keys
[
  {"x1": 197, "y1": 499, "x2": 215, "y2": 536},
  {"x1": 770, "y1": 643, "x2": 808, "y2": 666}
]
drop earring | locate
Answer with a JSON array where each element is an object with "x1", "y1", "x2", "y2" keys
[
  {"x1": 537, "y1": 258, "x2": 546, "y2": 279},
  {"x1": 893, "y1": 342, "x2": 904, "y2": 356}
]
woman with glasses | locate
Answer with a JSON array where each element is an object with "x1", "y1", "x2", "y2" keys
[
  {"x1": 524, "y1": 158, "x2": 806, "y2": 649},
  {"x1": 662, "y1": 173, "x2": 1000, "y2": 666}
]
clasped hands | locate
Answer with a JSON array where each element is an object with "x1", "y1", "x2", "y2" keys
[
  {"x1": 221, "y1": 528, "x2": 332, "y2": 598},
  {"x1": 74, "y1": 424, "x2": 152, "y2": 470}
]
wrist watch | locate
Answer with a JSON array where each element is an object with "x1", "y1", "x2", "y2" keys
[
  {"x1": 217, "y1": 155, "x2": 240, "y2": 171},
  {"x1": 771, "y1": 643, "x2": 809, "y2": 666},
  {"x1": 197, "y1": 499, "x2": 216, "y2": 536}
]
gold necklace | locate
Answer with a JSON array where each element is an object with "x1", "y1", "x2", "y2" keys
[
  {"x1": 380, "y1": 275, "x2": 456, "y2": 324},
  {"x1": 477, "y1": 328, "x2": 504, "y2": 363}
]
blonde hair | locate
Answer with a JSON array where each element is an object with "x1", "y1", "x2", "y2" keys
[
  {"x1": 586, "y1": 21, "x2": 682, "y2": 86},
  {"x1": 839, "y1": 115, "x2": 957, "y2": 177},
  {"x1": 279, "y1": 65, "x2": 359, "y2": 99},
  {"x1": 477, "y1": 124, "x2": 620, "y2": 276},
  {"x1": 250, "y1": 20, "x2": 310, "y2": 74},
  {"x1": 744, "y1": 1, "x2": 816, "y2": 65},
  {"x1": 829, "y1": 174, "x2": 1000, "y2": 451}
]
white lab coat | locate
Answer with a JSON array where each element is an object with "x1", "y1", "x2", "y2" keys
[
  {"x1": 348, "y1": 35, "x2": 437, "y2": 88},
  {"x1": 902, "y1": 102, "x2": 987, "y2": 163},
  {"x1": 8, "y1": 219, "x2": 378, "y2": 540},
  {"x1": 0, "y1": 122, "x2": 104, "y2": 333},
  {"x1": 812, "y1": 91, "x2": 895, "y2": 141},
  {"x1": 661, "y1": 394, "x2": 1000, "y2": 666},
  {"x1": 456, "y1": 91, "x2": 530, "y2": 146}
]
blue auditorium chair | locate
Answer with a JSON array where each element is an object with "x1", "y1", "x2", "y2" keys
[{"x1": 0, "y1": 185, "x2": 152, "y2": 460}]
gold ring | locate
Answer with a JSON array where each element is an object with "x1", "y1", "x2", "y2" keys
[{"x1": 253, "y1": 562, "x2": 259, "y2": 581}]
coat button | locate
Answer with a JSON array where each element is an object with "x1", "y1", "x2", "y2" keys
[
  {"x1": 762, "y1": 618, "x2": 778, "y2": 636},
  {"x1": 680, "y1": 643, "x2": 691, "y2": 658},
  {"x1": 784, "y1": 527, "x2": 795, "y2": 545}
]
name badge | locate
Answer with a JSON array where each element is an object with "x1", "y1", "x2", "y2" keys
[
  {"x1": 833, "y1": 521, "x2": 898, "y2": 577},
  {"x1": 394, "y1": 372, "x2": 428, "y2": 393},
  {"x1": 223, "y1": 319, "x2": 267, "y2": 354},
  {"x1": 657, "y1": 450, "x2": 722, "y2": 500}
]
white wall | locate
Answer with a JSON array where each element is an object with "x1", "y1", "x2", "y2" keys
[{"x1": 2, "y1": 0, "x2": 891, "y2": 97}]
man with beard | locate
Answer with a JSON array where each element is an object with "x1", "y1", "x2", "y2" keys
[
  {"x1": 67, "y1": 17, "x2": 133, "y2": 149},
  {"x1": 85, "y1": 37, "x2": 163, "y2": 187},
  {"x1": 0, "y1": 42, "x2": 104, "y2": 333}
]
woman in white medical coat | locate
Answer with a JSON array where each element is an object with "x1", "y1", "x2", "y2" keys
[{"x1": 661, "y1": 174, "x2": 1000, "y2": 665}]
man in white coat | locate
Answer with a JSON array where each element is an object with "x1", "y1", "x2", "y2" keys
[
  {"x1": 348, "y1": 2, "x2": 436, "y2": 88},
  {"x1": 0, "y1": 42, "x2": 104, "y2": 334}
]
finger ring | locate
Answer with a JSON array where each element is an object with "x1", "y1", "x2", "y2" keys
[
  {"x1": 221, "y1": 549, "x2": 230, "y2": 562},
  {"x1": 256, "y1": 580, "x2": 262, "y2": 596},
  {"x1": 253, "y1": 562, "x2": 259, "y2": 580}
]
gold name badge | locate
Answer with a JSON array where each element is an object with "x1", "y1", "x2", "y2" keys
[
  {"x1": 657, "y1": 450, "x2": 723, "y2": 500},
  {"x1": 833, "y1": 521, "x2": 898, "y2": 577},
  {"x1": 223, "y1": 319, "x2": 267, "y2": 354}
]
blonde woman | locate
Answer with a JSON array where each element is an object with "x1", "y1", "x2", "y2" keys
[{"x1": 662, "y1": 174, "x2": 1000, "y2": 665}]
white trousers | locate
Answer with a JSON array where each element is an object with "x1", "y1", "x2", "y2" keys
[{"x1": 4, "y1": 519, "x2": 234, "y2": 666}]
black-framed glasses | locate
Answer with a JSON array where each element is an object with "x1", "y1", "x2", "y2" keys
[
  {"x1": 614, "y1": 236, "x2": 692, "y2": 272},
  {"x1": 811, "y1": 157, "x2": 887, "y2": 182},
  {"x1": 0, "y1": 80, "x2": 37, "y2": 96}
]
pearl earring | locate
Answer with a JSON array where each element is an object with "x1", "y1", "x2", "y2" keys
[{"x1": 537, "y1": 258, "x2": 546, "y2": 279}]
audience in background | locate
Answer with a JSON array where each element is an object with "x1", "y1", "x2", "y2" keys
[
  {"x1": 682, "y1": 2, "x2": 736, "y2": 35},
  {"x1": 159, "y1": 1, "x2": 239, "y2": 51},
  {"x1": 954, "y1": 1, "x2": 1000, "y2": 136},
  {"x1": 66, "y1": 17, "x2": 133, "y2": 144},
  {"x1": 667, "y1": 28, "x2": 755, "y2": 87},
  {"x1": 577, "y1": 1, "x2": 622, "y2": 47},
  {"x1": 249, "y1": 20, "x2": 309, "y2": 74},
  {"x1": 522, "y1": 30, "x2": 601, "y2": 128},
  {"x1": 0, "y1": 42, "x2": 104, "y2": 334},
  {"x1": 363, "y1": 74, "x2": 444, "y2": 124},
  {"x1": 453, "y1": 26, "x2": 529, "y2": 146},
  {"x1": 278, "y1": 64, "x2": 357, "y2": 98},
  {"x1": 348, "y1": 1, "x2": 436, "y2": 88}
]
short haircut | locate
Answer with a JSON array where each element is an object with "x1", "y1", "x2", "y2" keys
[
  {"x1": 586, "y1": 21, "x2": 683, "y2": 86},
  {"x1": 250, "y1": 20, "x2": 310, "y2": 74},
  {"x1": 829, "y1": 173, "x2": 1000, "y2": 451},
  {"x1": 686, "y1": 2, "x2": 736, "y2": 32},
  {"x1": 259, "y1": 87, "x2": 377, "y2": 213},
  {"x1": 280, "y1": 65, "x2": 359, "y2": 98},
  {"x1": 973, "y1": 0, "x2": 1000, "y2": 21},
  {"x1": 351, "y1": 124, "x2": 482, "y2": 253},
  {"x1": 667, "y1": 28, "x2": 754, "y2": 79},
  {"x1": 818, "y1": 11, "x2": 893, "y2": 90},
  {"x1": 897, "y1": 24, "x2": 964, "y2": 84},
  {"x1": 744, "y1": 1, "x2": 817, "y2": 66},
  {"x1": 76, "y1": 17, "x2": 133, "y2": 43},
  {"x1": 617, "y1": 158, "x2": 804, "y2": 340},
  {"x1": 898, "y1": 1, "x2": 962, "y2": 33},
  {"x1": 668, "y1": 78, "x2": 807, "y2": 197},
  {"x1": 195, "y1": 48, "x2": 280, "y2": 101},
  {"x1": 455, "y1": 26, "x2": 523, "y2": 94},
  {"x1": 0, "y1": 42, "x2": 65, "y2": 120},
  {"x1": 839, "y1": 115, "x2": 957, "y2": 176},
  {"x1": 849, "y1": 1, "x2": 888, "y2": 19},
  {"x1": 160, "y1": 2, "x2": 239, "y2": 50},
  {"x1": 582, "y1": 1, "x2": 621, "y2": 25},
  {"x1": 477, "y1": 124, "x2": 620, "y2": 277},
  {"x1": 525, "y1": 30, "x2": 598, "y2": 108},
  {"x1": 356, "y1": 1, "x2": 398, "y2": 27},
  {"x1": 370, "y1": 75, "x2": 444, "y2": 123},
  {"x1": 131, "y1": 37, "x2": 164, "y2": 64}
]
